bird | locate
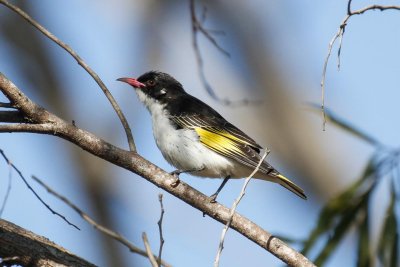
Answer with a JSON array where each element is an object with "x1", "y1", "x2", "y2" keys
[{"x1": 117, "y1": 71, "x2": 306, "y2": 201}]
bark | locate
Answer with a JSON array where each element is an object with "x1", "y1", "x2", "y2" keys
[{"x1": 0, "y1": 219, "x2": 96, "y2": 267}]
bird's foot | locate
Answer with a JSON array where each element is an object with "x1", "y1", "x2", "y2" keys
[
  {"x1": 209, "y1": 193, "x2": 218, "y2": 203},
  {"x1": 170, "y1": 178, "x2": 180, "y2": 188},
  {"x1": 208, "y1": 176, "x2": 230, "y2": 203},
  {"x1": 169, "y1": 170, "x2": 182, "y2": 187},
  {"x1": 203, "y1": 195, "x2": 217, "y2": 216},
  {"x1": 169, "y1": 171, "x2": 180, "y2": 187}
]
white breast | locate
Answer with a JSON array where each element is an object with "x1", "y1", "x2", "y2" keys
[{"x1": 136, "y1": 90, "x2": 237, "y2": 178}]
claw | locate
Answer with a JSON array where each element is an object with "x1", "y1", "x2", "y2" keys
[
  {"x1": 169, "y1": 167, "x2": 205, "y2": 188},
  {"x1": 171, "y1": 178, "x2": 180, "y2": 187},
  {"x1": 208, "y1": 176, "x2": 230, "y2": 203},
  {"x1": 209, "y1": 193, "x2": 217, "y2": 203}
]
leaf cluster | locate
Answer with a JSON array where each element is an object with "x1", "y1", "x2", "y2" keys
[{"x1": 299, "y1": 108, "x2": 399, "y2": 266}]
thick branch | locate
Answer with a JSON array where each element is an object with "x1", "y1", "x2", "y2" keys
[
  {"x1": 0, "y1": 219, "x2": 96, "y2": 267},
  {"x1": 0, "y1": 73, "x2": 315, "y2": 266}
]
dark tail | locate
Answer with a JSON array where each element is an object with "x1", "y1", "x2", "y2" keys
[{"x1": 276, "y1": 174, "x2": 307, "y2": 200}]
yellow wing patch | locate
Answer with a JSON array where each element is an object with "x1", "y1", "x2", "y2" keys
[
  {"x1": 194, "y1": 128, "x2": 246, "y2": 158},
  {"x1": 207, "y1": 128, "x2": 256, "y2": 147},
  {"x1": 170, "y1": 115, "x2": 261, "y2": 149}
]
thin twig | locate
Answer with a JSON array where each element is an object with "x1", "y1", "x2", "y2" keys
[
  {"x1": 190, "y1": 0, "x2": 224, "y2": 103},
  {"x1": 0, "y1": 0, "x2": 136, "y2": 151},
  {"x1": 0, "y1": 123, "x2": 54, "y2": 133},
  {"x1": 0, "y1": 149, "x2": 79, "y2": 230},
  {"x1": 189, "y1": 0, "x2": 259, "y2": 106},
  {"x1": 0, "y1": 102, "x2": 13, "y2": 108},
  {"x1": 157, "y1": 193, "x2": 165, "y2": 267},
  {"x1": 142, "y1": 232, "x2": 159, "y2": 267},
  {"x1": 190, "y1": 0, "x2": 229, "y2": 57},
  {"x1": 214, "y1": 149, "x2": 270, "y2": 267},
  {"x1": 337, "y1": 28, "x2": 345, "y2": 70},
  {"x1": 347, "y1": 0, "x2": 353, "y2": 15},
  {"x1": 0, "y1": 156, "x2": 12, "y2": 217},
  {"x1": 321, "y1": 28, "x2": 342, "y2": 131},
  {"x1": 31, "y1": 175, "x2": 171, "y2": 267},
  {"x1": 0, "y1": 111, "x2": 29, "y2": 123},
  {"x1": 321, "y1": 2, "x2": 400, "y2": 130}
]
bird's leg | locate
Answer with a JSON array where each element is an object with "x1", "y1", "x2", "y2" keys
[
  {"x1": 209, "y1": 176, "x2": 231, "y2": 203},
  {"x1": 170, "y1": 169, "x2": 185, "y2": 176},
  {"x1": 169, "y1": 166, "x2": 205, "y2": 187}
]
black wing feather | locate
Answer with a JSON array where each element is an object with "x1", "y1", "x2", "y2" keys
[
  {"x1": 167, "y1": 93, "x2": 277, "y2": 175},
  {"x1": 168, "y1": 94, "x2": 262, "y2": 152}
]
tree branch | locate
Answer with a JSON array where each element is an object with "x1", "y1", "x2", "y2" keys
[
  {"x1": 31, "y1": 175, "x2": 171, "y2": 267},
  {"x1": 0, "y1": 219, "x2": 96, "y2": 267},
  {"x1": 0, "y1": 73, "x2": 314, "y2": 266},
  {"x1": 142, "y1": 232, "x2": 158, "y2": 267},
  {"x1": 0, "y1": 111, "x2": 28, "y2": 123},
  {"x1": 157, "y1": 193, "x2": 165, "y2": 267},
  {"x1": 0, "y1": 102, "x2": 14, "y2": 108},
  {"x1": 189, "y1": 0, "x2": 259, "y2": 106},
  {"x1": 0, "y1": 154, "x2": 12, "y2": 217},
  {"x1": 321, "y1": 2, "x2": 400, "y2": 130},
  {"x1": 0, "y1": 149, "x2": 79, "y2": 230},
  {"x1": 0, "y1": 0, "x2": 136, "y2": 151}
]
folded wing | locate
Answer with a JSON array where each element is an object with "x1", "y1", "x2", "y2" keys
[{"x1": 170, "y1": 115, "x2": 276, "y2": 175}]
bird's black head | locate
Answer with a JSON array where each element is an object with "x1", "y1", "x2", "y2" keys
[{"x1": 117, "y1": 71, "x2": 185, "y2": 103}]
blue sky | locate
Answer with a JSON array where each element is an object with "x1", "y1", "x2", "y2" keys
[{"x1": 1, "y1": 1, "x2": 400, "y2": 266}]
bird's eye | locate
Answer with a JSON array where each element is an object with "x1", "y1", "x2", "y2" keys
[{"x1": 147, "y1": 80, "x2": 155, "y2": 86}]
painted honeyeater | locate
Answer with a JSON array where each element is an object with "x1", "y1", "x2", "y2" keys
[{"x1": 117, "y1": 71, "x2": 306, "y2": 201}]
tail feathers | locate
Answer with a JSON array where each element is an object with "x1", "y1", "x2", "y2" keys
[{"x1": 276, "y1": 174, "x2": 307, "y2": 200}]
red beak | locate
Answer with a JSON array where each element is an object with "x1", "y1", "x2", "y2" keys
[{"x1": 117, "y1": 77, "x2": 145, "y2": 88}]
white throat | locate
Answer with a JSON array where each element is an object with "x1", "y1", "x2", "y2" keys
[
  {"x1": 135, "y1": 89, "x2": 161, "y2": 113},
  {"x1": 135, "y1": 89, "x2": 169, "y2": 142}
]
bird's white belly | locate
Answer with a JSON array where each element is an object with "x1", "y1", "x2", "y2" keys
[{"x1": 150, "y1": 108, "x2": 235, "y2": 178}]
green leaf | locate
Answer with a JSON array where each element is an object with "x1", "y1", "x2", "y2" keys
[
  {"x1": 356, "y1": 209, "x2": 370, "y2": 267},
  {"x1": 301, "y1": 158, "x2": 376, "y2": 256},
  {"x1": 308, "y1": 104, "x2": 381, "y2": 146},
  {"x1": 313, "y1": 189, "x2": 371, "y2": 266},
  {"x1": 377, "y1": 182, "x2": 398, "y2": 267}
]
